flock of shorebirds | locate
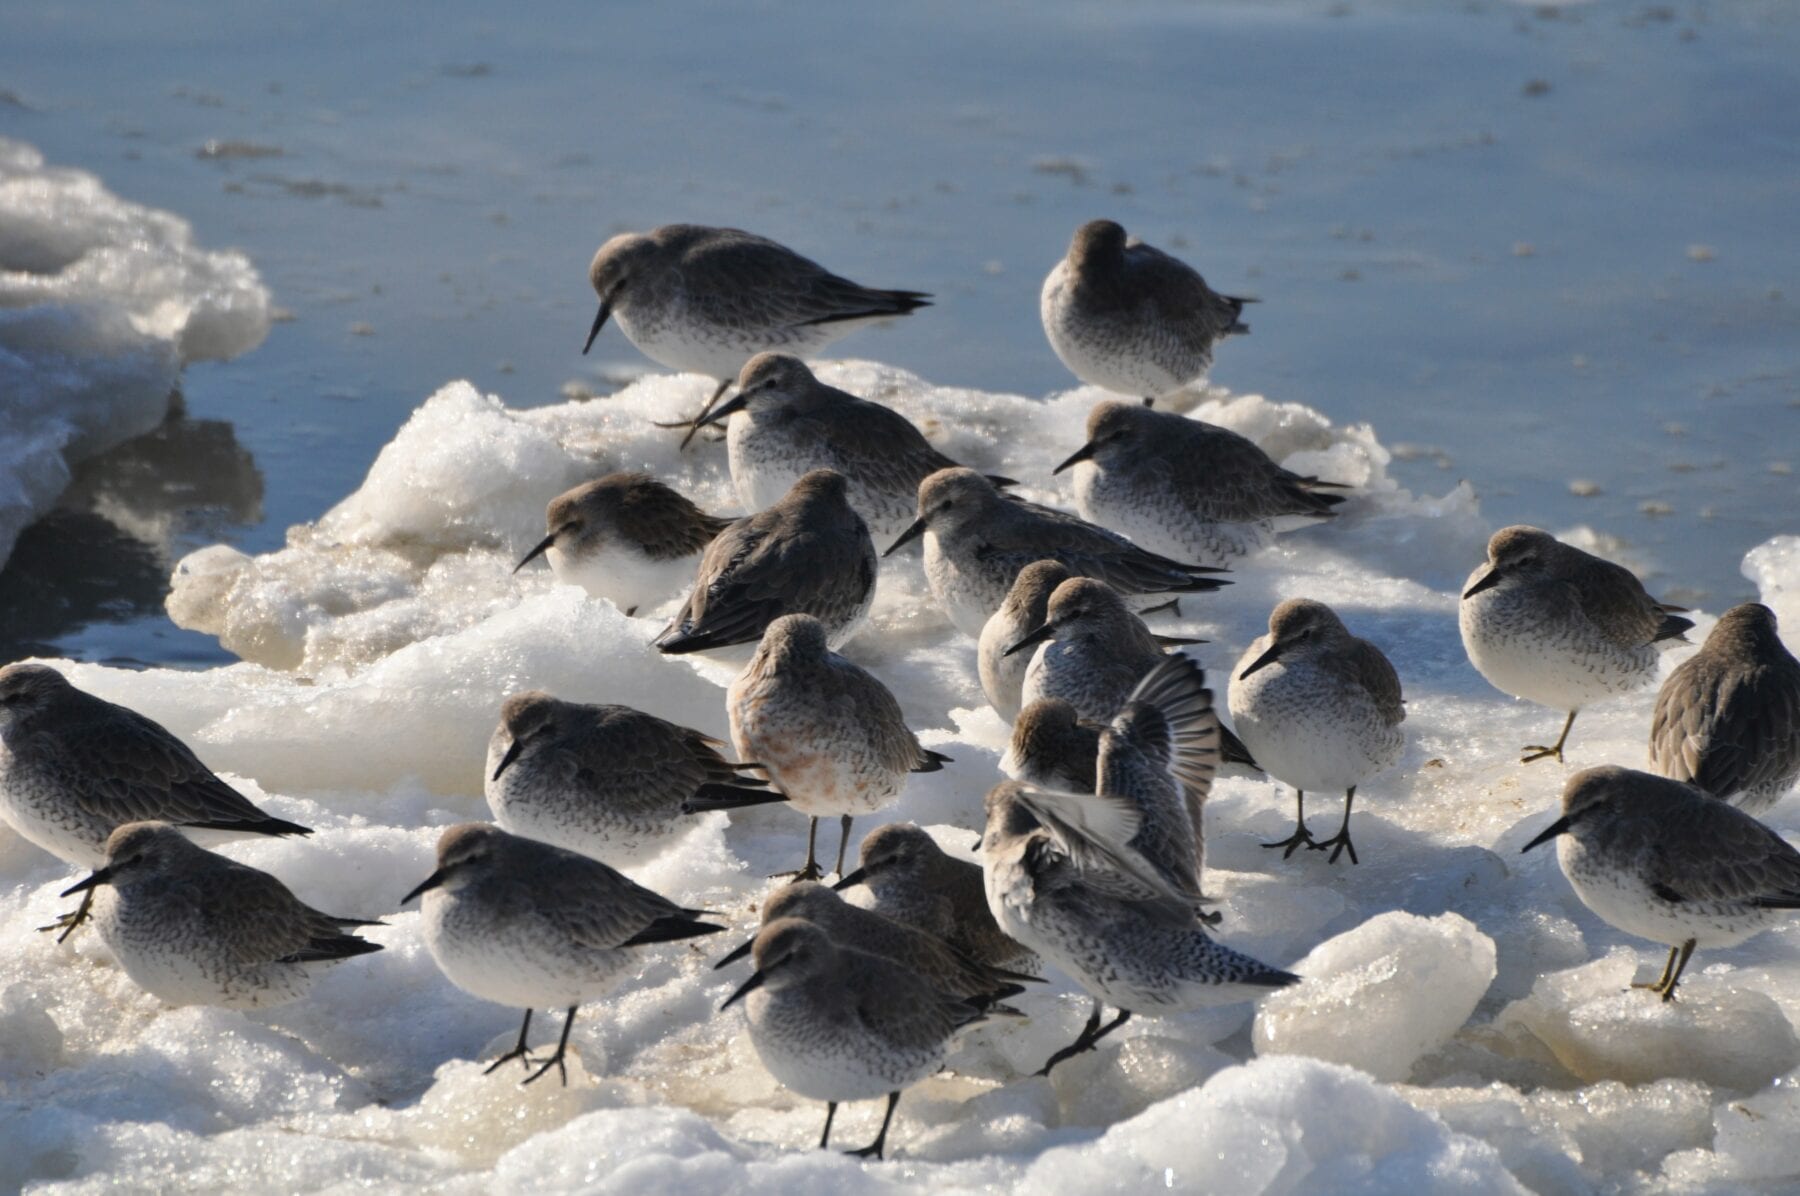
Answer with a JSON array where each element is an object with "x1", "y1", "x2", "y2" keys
[{"x1": 3, "y1": 220, "x2": 1799, "y2": 1160}]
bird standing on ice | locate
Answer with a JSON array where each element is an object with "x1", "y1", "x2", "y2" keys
[
  {"x1": 1648, "y1": 602, "x2": 1800, "y2": 815},
  {"x1": 1054, "y1": 399, "x2": 1347, "y2": 566},
  {"x1": 888, "y1": 467, "x2": 1229, "y2": 639},
  {"x1": 582, "y1": 224, "x2": 930, "y2": 442},
  {"x1": 658, "y1": 469, "x2": 879, "y2": 656},
  {"x1": 1521, "y1": 765, "x2": 1800, "y2": 1002},
  {"x1": 720, "y1": 917, "x2": 996, "y2": 1159},
  {"x1": 484, "y1": 690, "x2": 781, "y2": 866},
  {"x1": 694, "y1": 352, "x2": 1005, "y2": 544},
  {"x1": 514, "y1": 472, "x2": 731, "y2": 617},
  {"x1": 64, "y1": 822, "x2": 380, "y2": 1010},
  {"x1": 728, "y1": 614, "x2": 949, "y2": 880},
  {"x1": 1461, "y1": 526, "x2": 1692, "y2": 765},
  {"x1": 404, "y1": 823, "x2": 723, "y2": 1085},
  {"x1": 0, "y1": 663, "x2": 311, "y2": 938},
  {"x1": 1230, "y1": 598, "x2": 1404, "y2": 864},
  {"x1": 1040, "y1": 219, "x2": 1252, "y2": 408}
]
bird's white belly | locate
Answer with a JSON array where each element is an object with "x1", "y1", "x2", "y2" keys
[
  {"x1": 549, "y1": 542, "x2": 694, "y2": 617},
  {"x1": 745, "y1": 990, "x2": 937, "y2": 1101},
  {"x1": 94, "y1": 888, "x2": 313, "y2": 1010},
  {"x1": 422, "y1": 891, "x2": 630, "y2": 1008},
  {"x1": 925, "y1": 535, "x2": 1001, "y2": 639},
  {"x1": 1559, "y1": 837, "x2": 1777, "y2": 951},
  {"x1": 1461, "y1": 586, "x2": 1657, "y2": 711},
  {"x1": 1230, "y1": 663, "x2": 1402, "y2": 794},
  {"x1": 1075, "y1": 463, "x2": 1262, "y2": 567}
]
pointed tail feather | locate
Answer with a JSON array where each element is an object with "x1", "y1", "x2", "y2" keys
[
  {"x1": 684, "y1": 784, "x2": 789, "y2": 813},
  {"x1": 620, "y1": 917, "x2": 728, "y2": 947}
]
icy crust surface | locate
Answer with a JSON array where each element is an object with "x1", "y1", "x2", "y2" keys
[
  {"x1": 0, "y1": 137, "x2": 271, "y2": 568},
  {"x1": 4, "y1": 362, "x2": 1800, "y2": 1192}
]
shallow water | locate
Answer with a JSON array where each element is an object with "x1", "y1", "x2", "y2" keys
[{"x1": 1, "y1": 0, "x2": 1797, "y2": 663}]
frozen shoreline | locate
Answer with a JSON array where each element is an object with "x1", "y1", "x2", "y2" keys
[
  {"x1": 0, "y1": 137, "x2": 270, "y2": 573},
  {"x1": 3, "y1": 355, "x2": 1799, "y2": 1192}
]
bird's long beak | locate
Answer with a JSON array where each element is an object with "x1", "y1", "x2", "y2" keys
[
  {"x1": 400, "y1": 868, "x2": 447, "y2": 906},
  {"x1": 491, "y1": 736, "x2": 527, "y2": 781},
  {"x1": 60, "y1": 867, "x2": 113, "y2": 897},
  {"x1": 712, "y1": 938, "x2": 754, "y2": 970},
  {"x1": 719, "y1": 969, "x2": 766, "y2": 1010},
  {"x1": 1004, "y1": 622, "x2": 1057, "y2": 658},
  {"x1": 581, "y1": 298, "x2": 612, "y2": 355},
  {"x1": 514, "y1": 533, "x2": 557, "y2": 574},
  {"x1": 831, "y1": 867, "x2": 868, "y2": 891},
  {"x1": 1053, "y1": 440, "x2": 1098, "y2": 475},
  {"x1": 1238, "y1": 642, "x2": 1283, "y2": 679},
  {"x1": 1462, "y1": 567, "x2": 1502, "y2": 600},
  {"x1": 695, "y1": 389, "x2": 752, "y2": 429},
  {"x1": 1520, "y1": 814, "x2": 1572, "y2": 854},
  {"x1": 884, "y1": 517, "x2": 927, "y2": 557}
]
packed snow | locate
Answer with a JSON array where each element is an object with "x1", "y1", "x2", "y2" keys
[
  {"x1": 3, "y1": 356, "x2": 1800, "y2": 1193},
  {"x1": 0, "y1": 137, "x2": 270, "y2": 571}
]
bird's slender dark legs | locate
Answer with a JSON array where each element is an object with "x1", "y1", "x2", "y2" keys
[
  {"x1": 1262, "y1": 789, "x2": 1316, "y2": 858},
  {"x1": 483, "y1": 1009, "x2": 537, "y2": 1074},
  {"x1": 818, "y1": 1101, "x2": 838, "y2": 1149},
  {"x1": 834, "y1": 815, "x2": 854, "y2": 877},
  {"x1": 523, "y1": 1006, "x2": 578, "y2": 1086},
  {"x1": 39, "y1": 888, "x2": 95, "y2": 942},
  {"x1": 1313, "y1": 787, "x2": 1360, "y2": 865},
  {"x1": 658, "y1": 377, "x2": 734, "y2": 446},
  {"x1": 777, "y1": 818, "x2": 824, "y2": 882},
  {"x1": 1523, "y1": 710, "x2": 1578, "y2": 764},
  {"x1": 1633, "y1": 939, "x2": 1697, "y2": 1002},
  {"x1": 845, "y1": 1091, "x2": 902, "y2": 1159},
  {"x1": 1035, "y1": 1001, "x2": 1132, "y2": 1076}
]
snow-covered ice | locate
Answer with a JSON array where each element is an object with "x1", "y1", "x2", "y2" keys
[
  {"x1": 4, "y1": 352, "x2": 1800, "y2": 1192},
  {"x1": 0, "y1": 138, "x2": 270, "y2": 571}
]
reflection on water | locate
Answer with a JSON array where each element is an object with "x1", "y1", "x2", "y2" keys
[{"x1": 0, "y1": 392, "x2": 261, "y2": 665}]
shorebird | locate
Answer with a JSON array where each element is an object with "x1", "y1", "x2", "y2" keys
[
  {"x1": 728, "y1": 614, "x2": 949, "y2": 880},
  {"x1": 692, "y1": 353, "x2": 1007, "y2": 543},
  {"x1": 1649, "y1": 603, "x2": 1800, "y2": 815},
  {"x1": 887, "y1": 468, "x2": 1229, "y2": 639},
  {"x1": 63, "y1": 822, "x2": 380, "y2": 1009},
  {"x1": 485, "y1": 691, "x2": 781, "y2": 866},
  {"x1": 1461, "y1": 526, "x2": 1692, "y2": 764},
  {"x1": 1522, "y1": 765, "x2": 1800, "y2": 1001},
  {"x1": 582, "y1": 224, "x2": 929, "y2": 442},
  {"x1": 720, "y1": 917, "x2": 996, "y2": 1158},
  {"x1": 1054, "y1": 400, "x2": 1346, "y2": 565},
  {"x1": 0, "y1": 663, "x2": 309, "y2": 939},
  {"x1": 1230, "y1": 599, "x2": 1405, "y2": 864},
  {"x1": 514, "y1": 473, "x2": 731, "y2": 616},
  {"x1": 658, "y1": 469, "x2": 877, "y2": 655},
  {"x1": 1040, "y1": 219, "x2": 1252, "y2": 406},
  {"x1": 404, "y1": 823, "x2": 723, "y2": 1085},
  {"x1": 979, "y1": 560, "x2": 1073, "y2": 724},
  {"x1": 712, "y1": 880, "x2": 1037, "y2": 1005},
  {"x1": 834, "y1": 823, "x2": 1036, "y2": 972},
  {"x1": 1003, "y1": 699, "x2": 1100, "y2": 794},
  {"x1": 981, "y1": 776, "x2": 1297, "y2": 1075}
]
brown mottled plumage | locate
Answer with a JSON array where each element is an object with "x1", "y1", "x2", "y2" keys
[
  {"x1": 63, "y1": 822, "x2": 378, "y2": 1009},
  {"x1": 658, "y1": 469, "x2": 877, "y2": 655},
  {"x1": 484, "y1": 690, "x2": 776, "y2": 865},
  {"x1": 1649, "y1": 604, "x2": 1800, "y2": 814},
  {"x1": 838, "y1": 824, "x2": 1036, "y2": 972},
  {"x1": 0, "y1": 664, "x2": 309, "y2": 873}
]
